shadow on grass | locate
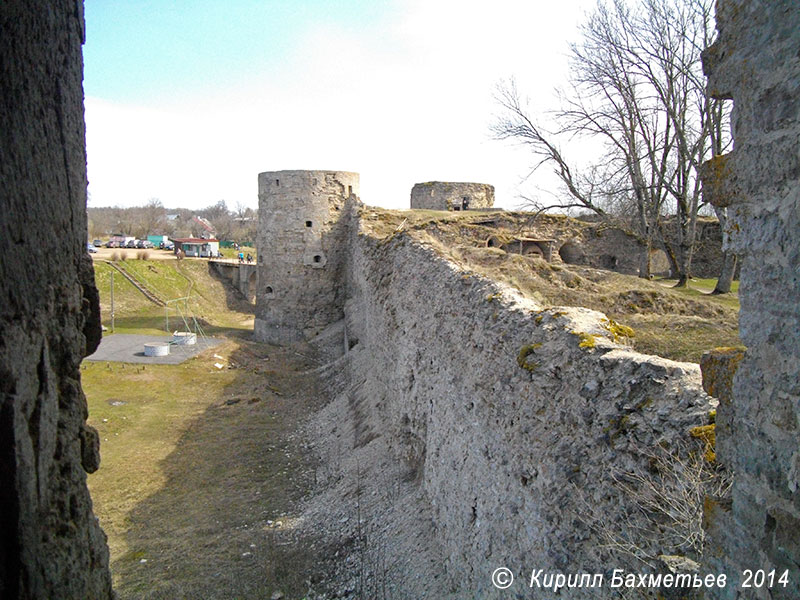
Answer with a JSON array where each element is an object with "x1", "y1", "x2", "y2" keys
[
  {"x1": 110, "y1": 341, "x2": 330, "y2": 600},
  {"x1": 206, "y1": 262, "x2": 257, "y2": 316}
]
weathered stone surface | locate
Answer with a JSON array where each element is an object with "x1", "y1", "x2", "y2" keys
[
  {"x1": 255, "y1": 170, "x2": 359, "y2": 344},
  {"x1": 701, "y1": 1, "x2": 800, "y2": 598},
  {"x1": 410, "y1": 181, "x2": 495, "y2": 211},
  {"x1": 0, "y1": 1, "x2": 113, "y2": 598},
  {"x1": 700, "y1": 347, "x2": 745, "y2": 402},
  {"x1": 321, "y1": 218, "x2": 715, "y2": 595}
]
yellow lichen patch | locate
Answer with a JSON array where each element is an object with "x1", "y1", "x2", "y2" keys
[
  {"x1": 572, "y1": 331, "x2": 597, "y2": 349},
  {"x1": 602, "y1": 317, "x2": 635, "y2": 343},
  {"x1": 486, "y1": 292, "x2": 502, "y2": 302},
  {"x1": 517, "y1": 343, "x2": 542, "y2": 372},
  {"x1": 690, "y1": 424, "x2": 717, "y2": 462}
]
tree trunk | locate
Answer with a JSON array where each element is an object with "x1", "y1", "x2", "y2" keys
[
  {"x1": 713, "y1": 250, "x2": 737, "y2": 294},
  {"x1": 712, "y1": 206, "x2": 736, "y2": 293},
  {"x1": 639, "y1": 243, "x2": 651, "y2": 278}
]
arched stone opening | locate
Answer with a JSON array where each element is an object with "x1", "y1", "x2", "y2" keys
[
  {"x1": 600, "y1": 255, "x2": 619, "y2": 270},
  {"x1": 523, "y1": 244, "x2": 544, "y2": 258},
  {"x1": 559, "y1": 241, "x2": 583, "y2": 264},
  {"x1": 649, "y1": 249, "x2": 670, "y2": 276}
]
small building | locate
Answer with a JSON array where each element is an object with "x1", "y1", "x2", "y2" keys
[
  {"x1": 192, "y1": 216, "x2": 217, "y2": 239},
  {"x1": 410, "y1": 181, "x2": 495, "y2": 211},
  {"x1": 170, "y1": 237, "x2": 220, "y2": 258}
]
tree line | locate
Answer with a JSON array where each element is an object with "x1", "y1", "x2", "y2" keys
[
  {"x1": 88, "y1": 199, "x2": 258, "y2": 244},
  {"x1": 494, "y1": 0, "x2": 736, "y2": 293}
]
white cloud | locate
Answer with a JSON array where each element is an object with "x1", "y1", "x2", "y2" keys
[{"x1": 86, "y1": 0, "x2": 597, "y2": 210}]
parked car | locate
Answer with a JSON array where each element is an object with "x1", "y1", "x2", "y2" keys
[
  {"x1": 126, "y1": 240, "x2": 137, "y2": 248},
  {"x1": 86, "y1": 243, "x2": 98, "y2": 253},
  {"x1": 105, "y1": 240, "x2": 116, "y2": 248},
  {"x1": 142, "y1": 240, "x2": 154, "y2": 249},
  {"x1": 92, "y1": 239, "x2": 103, "y2": 247},
  {"x1": 163, "y1": 242, "x2": 175, "y2": 251}
]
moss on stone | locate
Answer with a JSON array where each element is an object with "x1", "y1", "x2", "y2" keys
[
  {"x1": 572, "y1": 331, "x2": 597, "y2": 349},
  {"x1": 602, "y1": 317, "x2": 635, "y2": 342},
  {"x1": 690, "y1": 424, "x2": 717, "y2": 462},
  {"x1": 517, "y1": 343, "x2": 542, "y2": 372}
]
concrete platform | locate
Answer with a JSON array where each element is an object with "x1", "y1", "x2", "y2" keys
[{"x1": 84, "y1": 334, "x2": 222, "y2": 365}]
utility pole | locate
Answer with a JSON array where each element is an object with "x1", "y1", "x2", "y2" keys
[{"x1": 110, "y1": 271, "x2": 115, "y2": 333}]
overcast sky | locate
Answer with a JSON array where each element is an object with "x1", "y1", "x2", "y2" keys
[{"x1": 83, "y1": 0, "x2": 598, "y2": 211}]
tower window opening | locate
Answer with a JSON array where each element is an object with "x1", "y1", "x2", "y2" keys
[
  {"x1": 305, "y1": 220, "x2": 313, "y2": 227},
  {"x1": 265, "y1": 286, "x2": 273, "y2": 294},
  {"x1": 275, "y1": 179, "x2": 280, "y2": 186},
  {"x1": 313, "y1": 255, "x2": 322, "y2": 263}
]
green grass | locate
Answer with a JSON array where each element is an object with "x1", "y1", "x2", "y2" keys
[
  {"x1": 84, "y1": 256, "x2": 334, "y2": 597},
  {"x1": 83, "y1": 340, "x2": 326, "y2": 599},
  {"x1": 657, "y1": 277, "x2": 740, "y2": 311},
  {"x1": 94, "y1": 260, "x2": 255, "y2": 335}
]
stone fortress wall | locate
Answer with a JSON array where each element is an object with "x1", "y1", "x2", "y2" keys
[
  {"x1": 337, "y1": 227, "x2": 716, "y2": 594},
  {"x1": 4, "y1": 1, "x2": 797, "y2": 596},
  {"x1": 254, "y1": 170, "x2": 359, "y2": 344},
  {"x1": 1, "y1": 1, "x2": 114, "y2": 597},
  {"x1": 700, "y1": 1, "x2": 800, "y2": 597},
  {"x1": 410, "y1": 181, "x2": 495, "y2": 211}
]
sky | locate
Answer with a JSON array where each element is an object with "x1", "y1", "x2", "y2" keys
[{"x1": 83, "y1": 0, "x2": 598, "y2": 211}]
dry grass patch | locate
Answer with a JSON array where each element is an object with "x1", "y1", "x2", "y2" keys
[
  {"x1": 83, "y1": 339, "x2": 330, "y2": 599},
  {"x1": 370, "y1": 214, "x2": 741, "y2": 363}
]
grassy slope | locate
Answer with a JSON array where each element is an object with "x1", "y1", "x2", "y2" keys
[
  {"x1": 94, "y1": 259, "x2": 255, "y2": 335},
  {"x1": 83, "y1": 340, "x2": 324, "y2": 599},
  {"x1": 84, "y1": 259, "x2": 328, "y2": 598}
]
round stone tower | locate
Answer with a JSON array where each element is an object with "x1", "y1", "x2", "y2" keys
[{"x1": 254, "y1": 170, "x2": 359, "y2": 344}]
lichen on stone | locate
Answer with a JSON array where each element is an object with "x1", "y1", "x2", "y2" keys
[
  {"x1": 601, "y1": 317, "x2": 635, "y2": 343},
  {"x1": 517, "y1": 343, "x2": 542, "y2": 371},
  {"x1": 690, "y1": 424, "x2": 717, "y2": 462},
  {"x1": 572, "y1": 331, "x2": 597, "y2": 349}
]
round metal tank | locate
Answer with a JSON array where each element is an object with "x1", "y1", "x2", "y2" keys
[
  {"x1": 172, "y1": 332, "x2": 197, "y2": 345},
  {"x1": 144, "y1": 342, "x2": 170, "y2": 357}
]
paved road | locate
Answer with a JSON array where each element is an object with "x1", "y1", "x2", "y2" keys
[{"x1": 85, "y1": 334, "x2": 222, "y2": 365}]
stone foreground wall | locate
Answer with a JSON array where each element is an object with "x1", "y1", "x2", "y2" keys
[
  {"x1": 0, "y1": 2, "x2": 113, "y2": 598},
  {"x1": 701, "y1": 1, "x2": 800, "y2": 597},
  {"x1": 410, "y1": 181, "x2": 495, "y2": 211},
  {"x1": 255, "y1": 170, "x2": 359, "y2": 344},
  {"x1": 341, "y1": 223, "x2": 713, "y2": 596}
]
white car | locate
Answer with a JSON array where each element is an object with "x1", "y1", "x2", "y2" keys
[{"x1": 87, "y1": 243, "x2": 98, "y2": 253}]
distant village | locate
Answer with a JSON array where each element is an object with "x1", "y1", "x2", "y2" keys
[{"x1": 87, "y1": 200, "x2": 257, "y2": 258}]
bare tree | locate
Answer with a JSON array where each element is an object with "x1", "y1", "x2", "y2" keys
[
  {"x1": 495, "y1": 0, "x2": 724, "y2": 282},
  {"x1": 138, "y1": 197, "x2": 166, "y2": 239},
  {"x1": 492, "y1": 80, "x2": 608, "y2": 218}
]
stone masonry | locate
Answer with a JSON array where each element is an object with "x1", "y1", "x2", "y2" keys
[
  {"x1": 255, "y1": 170, "x2": 359, "y2": 344},
  {"x1": 700, "y1": 1, "x2": 800, "y2": 597},
  {"x1": 0, "y1": 1, "x2": 114, "y2": 598},
  {"x1": 410, "y1": 181, "x2": 495, "y2": 211}
]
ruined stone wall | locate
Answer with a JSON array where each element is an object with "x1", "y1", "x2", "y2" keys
[
  {"x1": 410, "y1": 181, "x2": 495, "y2": 211},
  {"x1": 255, "y1": 170, "x2": 359, "y2": 344},
  {"x1": 701, "y1": 1, "x2": 800, "y2": 597},
  {"x1": 340, "y1": 222, "x2": 714, "y2": 595},
  {"x1": 0, "y1": 1, "x2": 113, "y2": 598}
]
